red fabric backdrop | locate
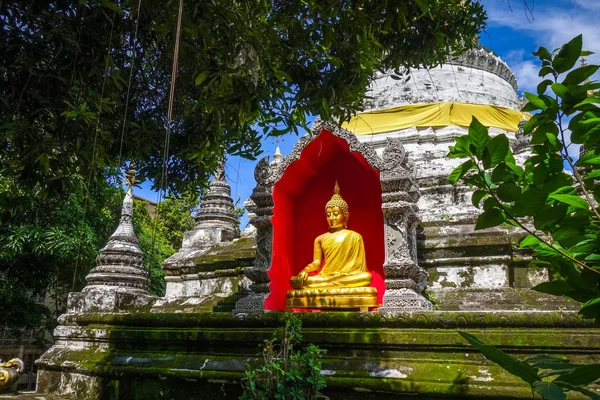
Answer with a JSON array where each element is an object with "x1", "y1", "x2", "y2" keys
[{"x1": 265, "y1": 129, "x2": 385, "y2": 310}]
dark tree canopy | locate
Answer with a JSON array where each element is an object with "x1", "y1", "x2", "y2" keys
[
  {"x1": 0, "y1": 0, "x2": 486, "y2": 330},
  {"x1": 1, "y1": 0, "x2": 486, "y2": 196}
]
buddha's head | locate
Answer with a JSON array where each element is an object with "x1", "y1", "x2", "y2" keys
[{"x1": 325, "y1": 181, "x2": 349, "y2": 230}]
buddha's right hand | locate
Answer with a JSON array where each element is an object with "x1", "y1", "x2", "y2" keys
[{"x1": 297, "y1": 270, "x2": 308, "y2": 283}]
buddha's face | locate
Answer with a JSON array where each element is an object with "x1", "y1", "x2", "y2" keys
[{"x1": 326, "y1": 206, "x2": 347, "y2": 230}]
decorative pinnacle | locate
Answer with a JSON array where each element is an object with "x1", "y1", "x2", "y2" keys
[
  {"x1": 125, "y1": 162, "x2": 136, "y2": 193},
  {"x1": 270, "y1": 146, "x2": 283, "y2": 167},
  {"x1": 581, "y1": 57, "x2": 587, "y2": 67},
  {"x1": 213, "y1": 159, "x2": 226, "y2": 181},
  {"x1": 334, "y1": 180, "x2": 340, "y2": 195}
]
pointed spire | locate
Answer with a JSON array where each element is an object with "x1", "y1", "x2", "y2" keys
[
  {"x1": 191, "y1": 158, "x2": 239, "y2": 243},
  {"x1": 83, "y1": 163, "x2": 149, "y2": 294},
  {"x1": 270, "y1": 146, "x2": 283, "y2": 167}
]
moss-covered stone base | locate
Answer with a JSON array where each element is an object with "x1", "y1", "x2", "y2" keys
[{"x1": 37, "y1": 311, "x2": 600, "y2": 399}]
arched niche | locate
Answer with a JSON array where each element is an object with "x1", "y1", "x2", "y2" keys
[{"x1": 266, "y1": 128, "x2": 385, "y2": 310}]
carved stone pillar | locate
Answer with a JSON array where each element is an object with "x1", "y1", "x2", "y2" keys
[
  {"x1": 379, "y1": 139, "x2": 432, "y2": 312},
  {"x1": 233, "y1": 157, "x2": 274, "y2": 314}
]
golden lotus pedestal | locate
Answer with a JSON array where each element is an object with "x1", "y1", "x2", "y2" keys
[{"x1": 285, "y1": 287, "x2": 378, "y2": 311}]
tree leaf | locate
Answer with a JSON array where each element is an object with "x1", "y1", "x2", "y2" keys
[
  {"x1": 532, "y1": 280, "x2": 574, "y2": 296},
  {"x1": 195, "y1": 71, "x2": 210, "y2": 86},
  {"x1": 475, "y1": 208, "x2": 504, "y2": 230},
  {"x1": 497, "y1": 182, "x2": 521, "y2": 202},
  {"x1": 513, "y1": 188, "x2": 547, "y2": 217},
  {"x1": 533, "y1": 46, "x2": 552, "y2": 61},
  {"x1": 553, "y1": 35, "x2": 583, "y2": 74},
  {"x1": 468, "y1": 117, "x2": 489, "y2": 153},
  {"x1": 520, "y1": 235, "x2": 540, "y2": 248},
  {"x1": 448, "y1": 159, "x2": 475, "y2": 184},
  {"x1": 555, "y1": 364, "x2": 600, "y2": 386},
  {"x1": 482, "y1": 135, "x2": 509, "y2": 169},
  {"x1": 524, "y1": 92, "x2": 547, "y2": 111},
  {"x1": 563, "y1": 65, "x2": 600, "y2": 86},
  {"x1": 472, "y1": 189, "x2": 488, "y2": 208},
  {"x1": 458, "y1": 332, "x2": 540, "y2": 385},
  {"x1": 532, "y1": 381, "x2": 566, "y2": 400},
  {"x1": 548, "y1": 194, "x2": 589, "y2": 210},
  {"x1": 579, "y1": 297, "x2": 600, "y2": 318},
  {"x1": 551, "y1": 83, "x2": 568, "y2": 98}
]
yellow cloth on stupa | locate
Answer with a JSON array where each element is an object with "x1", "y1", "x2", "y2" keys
[{"x1": 342, "y1": 102, "x2": 528, "y2": 135}]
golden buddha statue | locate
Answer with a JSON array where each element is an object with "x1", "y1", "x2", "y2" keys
[{"x1": 286, "y1": 181, "x2": 378, "y2": 311}]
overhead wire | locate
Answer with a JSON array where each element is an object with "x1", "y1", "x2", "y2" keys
[
  {"x1": 151, "y1": 0, "x2": 185, "y2": 252},
  {"x1": 117, "y1": 0, "x2": 144, "y2": 165},
  {"x1": 72, "y1": 7, "x2": 118, "y2": 290}
]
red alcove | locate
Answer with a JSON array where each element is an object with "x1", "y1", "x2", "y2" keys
[{"x1": 265, "y1": 129, "x2": 386, "y2": 310}]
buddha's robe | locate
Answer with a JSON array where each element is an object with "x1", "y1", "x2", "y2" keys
[{"x1": 304, "y1": 229, "x2": 372, "y2": 289}]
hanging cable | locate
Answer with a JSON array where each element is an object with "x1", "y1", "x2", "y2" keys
[
  {"x1": 72, "y1": 8, "x2": 117, "y2": 290},
  {"x1": 151, "y1": 0, "x2": 185, "y2": 251},
  {"x1": 117, "y1": 0, "x2": 144, "y2": 165}
]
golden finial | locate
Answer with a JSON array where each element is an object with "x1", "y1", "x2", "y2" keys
[
  {"x1": 125, "y1": 162, "x2": 136, "y2": 193},
  {"x1": 325, "y1": 180, "x2": 349, "y2": 216},
  {"x1": 519, "y1": 93, "x2": 527, "y2": 109},
  {"x1": 579, "y1": 57, "x2": 595, "y2": 97}
]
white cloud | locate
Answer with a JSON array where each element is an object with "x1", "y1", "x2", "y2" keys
[
  {"x1": 501, "y1": 50, "x2": 540, "y2": 92},
  {"x1": 483, "y1": 0, "x2": 600, "y2": 66}
]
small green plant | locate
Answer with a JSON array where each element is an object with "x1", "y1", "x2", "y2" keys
[
  {"x1": 240, "y1": 317, "x2": 327, "y2": 400},
  {"x1": 459, "y1": 332, "x2": 600, "y2": 400}
]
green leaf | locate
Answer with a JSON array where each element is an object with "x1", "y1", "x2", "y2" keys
[
  {"x1": 539, "y1": 66, "x2": 554, "y2": 77},
  {"x1": 497, "y1": 182, "x2": 521, "y2": 202},
  {"x1": 468, "y1": 117, "x2": 489, "y2": 152},
  {"x1": 532, "y1": 280, "x2": 573, "y2": 296},
  {"x1": 557, "y1": 383, "x2": 600, "y2": 400},
  {"x1": 525, "y1": 355, "x2": 571, "y2": 371},
  {"x1": 537, "y1": 79, "x2": 553, "y2": 95},
  {"x1": 520, "y1": 235, "x2": 540, "y2": 248},
  {"x1": 448, "y1": 159, "x2": 475, "y2": 184},
  {"x1": 513, "y1": 188, "x2": 547, "y2": 217},
  {"x1": 471, "y1": 189, "x2": 488, "y2": 209},
  {"x1": 195, "y1": 71, "x2": 210, "y2": 86},
  {"x1": 449, "y1": 135, "x2": 474, "y2": 158},
  {"x1": 482, "y1": 135, "x2": 509, "y2": 169},
  {"x1": 533, "y1": 46, "x2": 552, "y2": 61},
  {"x1": 553, "y1": 35, "x2": 583, "y2": 74},
  {"x1": 475, "y1": 208, "x2": 504, "y2": 230},
  {"x1": 551, "y1": 83, "x2": 568, "y2": 98},
  {"x1": 555, "y1": 364, "x2": 600, "y2": 386},
  {"x1": 548, "y1": 194, "x2": 589, "y2": 210},
  {"x1": 534, "y1": 243, "x2": 563, "y2": 258},
  {"x1": 458, "y1": 332, "x2": 540, "y2": 385},
  {"x1": 563, "y1": 65, "x2": 600, "y2": 86},
  {"x1": 532, "y1": 381, "x2": 566, "y2": 400},
  {"x1": 584, "y1": 169, "x2": 600, "y2": 179},
  {"x1": 579, "y1": 297, "x2": 600, "y2": 318},
  {"x1": 524, "y1": 92, "x2": 547, "y2": 111}
]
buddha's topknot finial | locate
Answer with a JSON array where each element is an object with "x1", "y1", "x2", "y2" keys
[{"x1": 325, "y1": 180, "x2": 349, "y2": 216}]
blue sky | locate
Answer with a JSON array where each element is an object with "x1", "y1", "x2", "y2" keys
[{"x1": 136, "y1": 0, "x2": 600, "y2": 229}]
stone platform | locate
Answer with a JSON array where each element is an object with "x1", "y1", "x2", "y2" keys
[{"x1": 36, "y1": 311, "x2": 600, "y2": 399}]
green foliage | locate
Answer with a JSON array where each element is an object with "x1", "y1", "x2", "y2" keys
[
  {"x1": 0, "y1": 166, "x2": 193, "y2": 327},
  {"x1": 1, "y1": 0, "x2": 486, "y2": 197},
  {"x1": 240, "y1": 317, "x2": 327, "y2": 400},
  {"x1": 448, "y1": 35, "x2": 600, "y2": 320},
  {"x1": 0, "y1": 169, "x2": 123, "y2": 330},
  {"x1": 459, "y1": 332, "x2": 600, "y2": 400}
]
